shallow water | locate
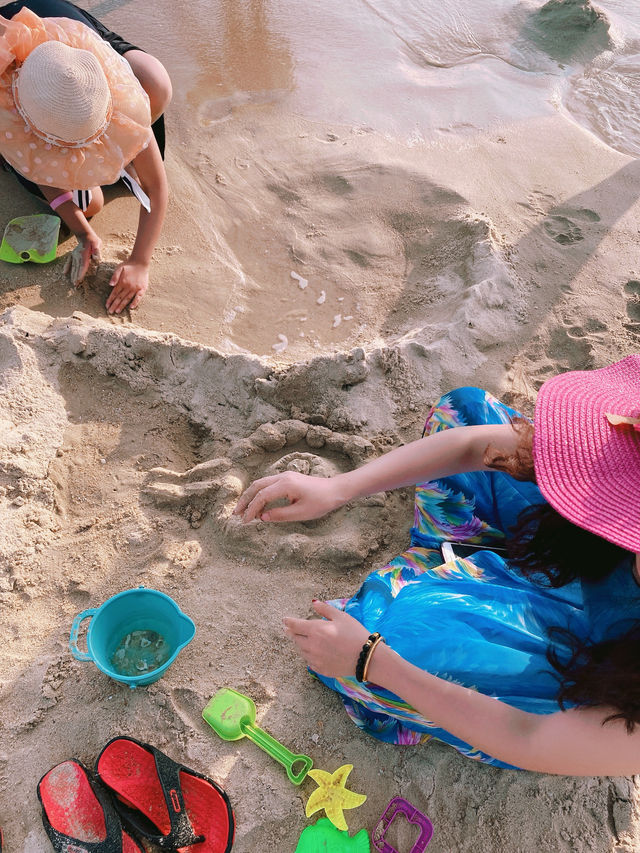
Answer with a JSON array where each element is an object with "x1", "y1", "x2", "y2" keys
[
  {"x1": 110, "y1": 629, "x2": 171, "y2": 676},
  {"x1": 83, "y1": 0, "x2": 640, "y2": 356},
  {"x1": 140, "y1": 0, "x2": 640, "y2": 155}
]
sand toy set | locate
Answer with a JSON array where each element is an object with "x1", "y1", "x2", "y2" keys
[
  {"x1": 203, "y1": 686, "x2": 433, "y2": 851},
  {"x1": 26, "y1": 588, "x2": 436, "y2": 851}
]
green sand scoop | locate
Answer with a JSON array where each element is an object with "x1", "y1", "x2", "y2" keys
[
  {"x1": 203, "y1": 687, "x2": 313, "y2": 785},
  {"x1": 0, "y1": 214, "x2": 60, "y2": 264}
]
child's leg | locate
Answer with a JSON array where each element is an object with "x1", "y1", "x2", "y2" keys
[
  {"x1": 82, "y1": 187, "x2": 104, "y2": 218},
  {"x1": 123, "y1": 50, "x2": 172, "y2": 123}
]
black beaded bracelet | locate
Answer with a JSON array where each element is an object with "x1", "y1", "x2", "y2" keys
[{"x1": 355, "y1": 632, "x2": 384, "y2": 682}]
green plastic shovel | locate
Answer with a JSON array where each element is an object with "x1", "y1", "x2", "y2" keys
[
  {"x1": 0, "y1": 214, "x2": 60, "y2": 264},
  {"x1": 203, "y1": 687, "x2": 313, "y2": 785}
]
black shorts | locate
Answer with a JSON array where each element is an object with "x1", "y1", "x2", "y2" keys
[
  {"x1": 0, "y1": 0, "x2": 141, "y2": 54},
  {"x1": 0, "y1": 0, "x2": 165, "y2": 199}
]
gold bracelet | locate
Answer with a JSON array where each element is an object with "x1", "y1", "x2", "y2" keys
[{"x1": 362, "y1": 635, "x2": 385, "y2": 683}]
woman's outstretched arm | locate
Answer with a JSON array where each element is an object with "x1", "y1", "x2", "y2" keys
[
  {"x1": 234, "y1": 422, "x2": 518, "y2": 523},
  {"x1": 286, "y1": 602, "x2": 640, "y2": 776}
]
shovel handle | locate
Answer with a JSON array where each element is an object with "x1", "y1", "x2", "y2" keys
[{"x1": 242, "y1": 722, "x2": 313, "y2": 785}]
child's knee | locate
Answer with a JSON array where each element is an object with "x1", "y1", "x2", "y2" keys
[
  {"x1": 84, "y1": 187, "x2": 104, "y2": 217},
  {"x1": 145, "y1": 66, "x2": 172, "y2": 119},
  {"x1": 125, "y1": 51, "x2": 172, "y2": 120}
]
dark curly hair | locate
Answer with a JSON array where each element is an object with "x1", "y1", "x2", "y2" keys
[{"x1": 485, "y1": 421, "x2": 638, "y2": 731}]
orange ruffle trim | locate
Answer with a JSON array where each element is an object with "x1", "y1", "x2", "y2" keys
[{"x1": 0, "y1": 8, "x2": 152, "y2": 190}]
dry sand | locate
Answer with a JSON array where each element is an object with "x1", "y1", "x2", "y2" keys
[{"x1": 1, "y1": 1, "x2": 640, "y2": 851}]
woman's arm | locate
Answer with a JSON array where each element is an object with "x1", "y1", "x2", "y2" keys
[
  {"x1": 286, "y1": 602, "x2": 640, "y2": 776},
  {"x1": 106, "y1": 137, "x2": 168, "y2": 314},
  {"x1": 234, "y1": 422, "x2": 519, "y2": 523}
]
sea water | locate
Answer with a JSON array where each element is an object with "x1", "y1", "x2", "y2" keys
[
  {"x1": 110, "y1": 630, "x2": 171, "y2": 677},
  {"x1": 165, "y1": 0, "x2": 640, "y2": 156}
]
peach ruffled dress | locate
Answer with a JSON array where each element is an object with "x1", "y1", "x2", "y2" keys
[{"x1": 0, "y1": 7, "x2": 151, "y2": 189}]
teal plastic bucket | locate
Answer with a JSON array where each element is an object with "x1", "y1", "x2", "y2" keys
[{"x1": 69, "y1": 587, "x2": 196, "y2": 688}]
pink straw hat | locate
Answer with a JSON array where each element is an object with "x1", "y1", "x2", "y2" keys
[{"x1": 533, "y1": 355, "x2": 640, "y2": 553}]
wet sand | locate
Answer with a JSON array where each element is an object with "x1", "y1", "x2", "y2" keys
[{"x1": 1, "y1": 0, "x2": 640, "y2": 851}]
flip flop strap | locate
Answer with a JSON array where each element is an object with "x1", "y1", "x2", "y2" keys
[{"x1": 115, "y1": 746, "x2": 204, "y2": 849}]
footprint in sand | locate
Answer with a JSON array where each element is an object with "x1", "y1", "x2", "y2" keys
[
  {"x1": 624, "y1": 280, "x2": 640, "y2": 325},
  {"x1": 519, "y1": 189, "x2": 556, "y2": 216},
  {"x1": 546, "y1": 316, "x2": 606, "y2": 372},
  {"x1": 542, "y1": 207, "x2": 600, "y2": 245},
  {"x1": 144, "y1": 419, "x2": 393, "y2": 570}
]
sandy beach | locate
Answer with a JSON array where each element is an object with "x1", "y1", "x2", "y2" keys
[{"x1": 1, "y1": 0, "x2": 640, "y2": 850}]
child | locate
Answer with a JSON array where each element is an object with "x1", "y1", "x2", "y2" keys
[
  {"x1": 235, "y1": 356, "x2": 640, "y2": 774},
  {"x1": 0, "y1": 0, "x2": 171, "y2": 313}
]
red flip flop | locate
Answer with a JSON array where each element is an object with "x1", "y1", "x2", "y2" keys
[
  {"x1": 37, "y1": 760, "x2": 144, "y2": 853},
  {"x1": 96, "y1": 737, "x2": 235, "y2": 853}
]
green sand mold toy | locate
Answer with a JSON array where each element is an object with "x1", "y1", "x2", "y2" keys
[
  {"x1": 203, "y1": 687, "x2": 313, "y2": 785},
  {"x1": 0, "y1": 214, "x2": 60, "y2": 264},
  {"x1": 295, "y1": 818, "x2": 370, "y2": 852}
]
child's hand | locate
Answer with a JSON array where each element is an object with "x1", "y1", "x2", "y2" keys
[
  {"x1": 106, "y1": 260, "x2": 149, "y2": 313},
  {"x1": 64, "y1": 231, "x2": 101, "y2": 286},
  {"x1": 233, "y1": 470, "x2": 343, "y2": 523},
  {"x1": 283, "y1": 601, "x2": 371, "y2": 678}
]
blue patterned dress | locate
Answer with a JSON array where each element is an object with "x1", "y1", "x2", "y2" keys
[{"x1": 316, "y1": 387, "x2": 639, "y2": 768}]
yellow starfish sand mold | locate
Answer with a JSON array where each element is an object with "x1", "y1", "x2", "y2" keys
[{"x1": 305, "y1": 763, "x2": 367, "y2": 832}]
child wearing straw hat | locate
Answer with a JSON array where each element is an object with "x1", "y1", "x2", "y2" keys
[
  {"x1": 235, "y1": 356, "x2": 640, "y2": 774},
  {"x1": 0, "y1": 0, "x2": 171, "y2": 313}
]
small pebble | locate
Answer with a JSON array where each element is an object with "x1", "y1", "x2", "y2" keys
[{"x1": 272, "y1": 334, "x2": 288, "y2": 353}]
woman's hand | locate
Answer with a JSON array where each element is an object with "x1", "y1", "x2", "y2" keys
[
  {"x1": 64, "y1": 231, "x2": 102, "y2": 286},
  {"x1": 106, "y1": 260, "x2": 149, "y2": 314},
  {"x1": 233, "y1": 470, "x2": 345, "y2": 523},
  {"x1": 283, "y1": 600, "x2": 371, "y2": 678}
]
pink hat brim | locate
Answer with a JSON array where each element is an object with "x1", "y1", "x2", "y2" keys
[{"x1": 533, "y1": 354, "x2": 640, "y2": 553}]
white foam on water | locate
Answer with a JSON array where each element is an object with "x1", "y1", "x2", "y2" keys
[{"x1": 564, "y1": 52, "x2": 640, "y2": 156}]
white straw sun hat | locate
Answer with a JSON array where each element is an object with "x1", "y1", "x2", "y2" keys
[
  {"x1": 13, "y1": 40, "x2": 113, "y2": 147},
  {"x1": 0, "y1": 7, "x2": 152, "y2": 189}
]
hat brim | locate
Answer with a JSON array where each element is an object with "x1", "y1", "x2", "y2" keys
[
  {"x1": 533, "y1": 355, "x2": 640, "y2": 553},
  {"x1": 0, "y1": 8, "x2": 151, "y2": 190}
]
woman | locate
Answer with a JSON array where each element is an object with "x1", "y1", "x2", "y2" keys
[
  {"x1": 234, "y1": 356, "x2": 640, "y2": 774},
  {"x1": 0, "y1": 0, "x2": 171, "y2": 313}
]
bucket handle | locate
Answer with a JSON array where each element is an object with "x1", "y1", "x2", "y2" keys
[{"x1": 69, "y1": 609, "x2": 97, "y2": 661}]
